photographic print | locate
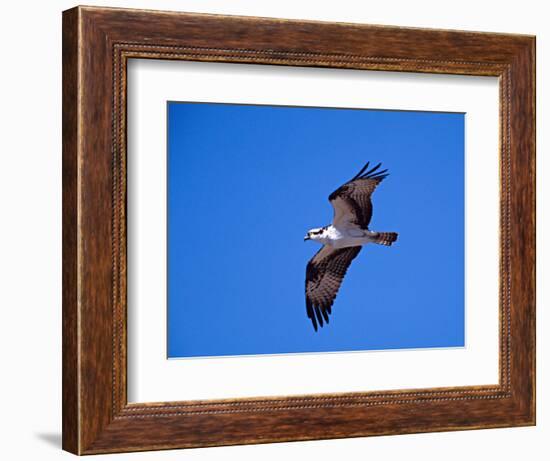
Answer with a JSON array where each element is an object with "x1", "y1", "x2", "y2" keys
[{"x1": 167, "y1": 101, "x2": 465, "y2": 358}]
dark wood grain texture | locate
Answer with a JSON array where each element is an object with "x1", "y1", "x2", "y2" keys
[
  {"x1": 62, "y1": 5, "x2": 535, "y2": 455},
  {"x1": 62, "y1": 7, "x2": 79, "y2": 454}
]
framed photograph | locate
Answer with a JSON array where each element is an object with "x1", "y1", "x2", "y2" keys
[{"x1": 62, "y1": 5, "x2": 535, "y2": 455}]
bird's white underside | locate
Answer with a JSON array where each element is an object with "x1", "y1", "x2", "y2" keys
[{"x1": 309, "y1": 224, "x2": 379, "y2": 249}]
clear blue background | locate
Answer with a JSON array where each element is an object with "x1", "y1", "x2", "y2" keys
[{"x1": 167, "y1": 102, "x2": 464, "y2": 358}]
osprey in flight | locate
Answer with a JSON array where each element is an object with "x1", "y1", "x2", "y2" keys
[{"x1": 304, "y1": 162, "x2": 398, "y2": 331}]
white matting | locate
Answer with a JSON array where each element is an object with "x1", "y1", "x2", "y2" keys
[{"x1": 127, "y1": 59, "x2": 500, "y2": 403}]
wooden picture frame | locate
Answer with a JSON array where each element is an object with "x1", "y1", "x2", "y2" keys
[{"x1": 62, "y1": 5, "x2": 535, "y2": 455}]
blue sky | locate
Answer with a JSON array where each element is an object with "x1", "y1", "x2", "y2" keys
[{"x1": 167, "y1": 102, "x2": 465, "y2": 358}]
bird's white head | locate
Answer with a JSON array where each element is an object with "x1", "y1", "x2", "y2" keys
[{"x1": 304, "y1": 227, "x2": 327, "y2": 243}]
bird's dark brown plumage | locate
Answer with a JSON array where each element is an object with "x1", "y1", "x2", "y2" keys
[
  {"x1": 305, "y1": 245, "x2": 361, "y2": 331},
  {"x1": 328, "y1": 162, "x2": 388, "y2": 230}
]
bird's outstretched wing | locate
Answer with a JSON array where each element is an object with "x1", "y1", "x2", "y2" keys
[
  {"x1": 305, "y1": 245, "x2": 362, "y2": 331},
  {"x1": 329, "y1": 162, "x2": 389, "y2": 230}
]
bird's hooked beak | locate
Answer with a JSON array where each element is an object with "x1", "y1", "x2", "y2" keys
[{"x1": 304, "y1": 234, "x2": 311, "y2": 241}]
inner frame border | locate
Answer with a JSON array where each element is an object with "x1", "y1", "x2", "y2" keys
[{"x1": 112, "y1": 44, "x2": 511, "y2": 416}]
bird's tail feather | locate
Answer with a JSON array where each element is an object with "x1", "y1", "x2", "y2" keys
[{"x1": 373, "y1": 232, "x2": 398, "y2": 246}]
